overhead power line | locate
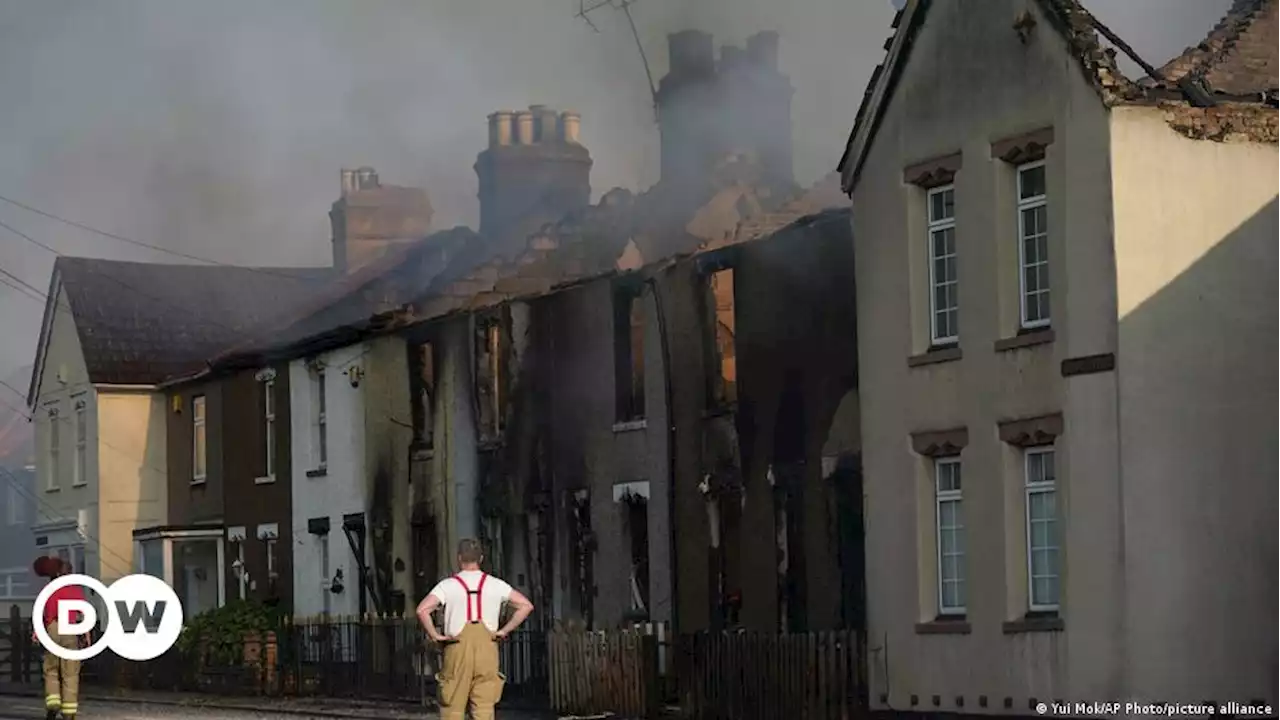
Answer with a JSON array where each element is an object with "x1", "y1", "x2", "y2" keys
[
  {"x1": 0, "y1": 216, "x2": 242, "y2": 334},
  {"x1": 0, "y1": 192, "x2": 328, "y2": 283}
]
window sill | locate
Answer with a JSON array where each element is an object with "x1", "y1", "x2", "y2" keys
[
  {"x1": 613, "y1": 419, "x2": 648, "y2": 434},
  {"x1": 915, "y1": 617, "x2": 971, "y2": 635},
  {"x1": 908, "y1": 345, "x2": 962, "y2": 368},
  {"x1": 45, "y1": 487, "x2": 60, "y2": 494},
  {"x1": 254, "y1": 475, "x2": 276, "y2": 485},
  {"x1": 1003, "y1": 614, "x2": 1063, "y2": 634},
  {"x1": 305, "y1": 468, "x2": 328, "y2": 479},
  {"x1": 995, "y1": 327, "x2": 1055, "y2": 352},
  {"x1": 190, "y1": 478, "x2": 207, "y2": 486},
  {"x1": 71, "y1": 481, "x2": 88, "y2": 488}
]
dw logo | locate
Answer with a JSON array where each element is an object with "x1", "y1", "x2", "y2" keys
[{"x1": 33, "y1": 574, "x2": 184, "y2": 661}]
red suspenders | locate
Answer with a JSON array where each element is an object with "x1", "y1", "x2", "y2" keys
[{"x1": 452, "y1": 573, "x2": 488, "y2": 624}]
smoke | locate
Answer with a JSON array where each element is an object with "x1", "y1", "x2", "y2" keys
[{"x1": 0, "y1": 0, "x2": 1234, "y2": 375}]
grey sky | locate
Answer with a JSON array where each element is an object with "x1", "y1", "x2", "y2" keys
[{"x1": 0, "y1": 0, "x2": 1232, "y2": 379}]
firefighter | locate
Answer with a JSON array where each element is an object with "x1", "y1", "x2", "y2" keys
[
  {"x1": 415, "y1": 539, "x2": 535, "y2": 720},
  {"x1": 32, "y1": 555, "x2": 88, "y2": 720}
]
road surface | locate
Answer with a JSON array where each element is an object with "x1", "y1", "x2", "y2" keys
[{"x1": 0, "y1": 696, "x2": 373, "y2": 720}]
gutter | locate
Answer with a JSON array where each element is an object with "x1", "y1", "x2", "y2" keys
[{"x1": 644, "y1": 274, "x2": 679, "y2": 636}]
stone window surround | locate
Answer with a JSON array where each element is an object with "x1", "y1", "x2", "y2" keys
[
  {"x1": 993, "y1": 127, "x2": 1057, "y2": 350},
  {"x1": 904, "y1": 151, "x2": 966, "y2": 367},
  {"x1": 998, "y1": 412, "x2": 1066, "y2": 634},
  {"x1": 911, "y1": 426, "x2": 972, "y2": 634}
]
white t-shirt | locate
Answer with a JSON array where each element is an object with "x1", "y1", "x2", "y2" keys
[{"x1": 427, "y1": 570, "x2": 514, "y2": 636}]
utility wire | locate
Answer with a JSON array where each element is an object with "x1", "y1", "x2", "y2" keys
[
  {"x1": 0, "y1": 465, "x2": 135, "y2": 579},
  {"x1": 0, "y1": 193, "x2": 329, "y2": 284},
  {"x1": 0, "y1": 216, "x2": 242, "y2": 335}
]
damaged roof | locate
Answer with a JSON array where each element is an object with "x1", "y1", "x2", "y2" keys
[
  {"x1": 1156, "y1": 0, "x2": 1278, "y2": 99},
  {"x1": 204, "y1": 227, "x2": 480, "y2": 366},
  {"x1": 837, "y1": 0, "x2": 1280, "y2": 194},
  {"x1": 31, "y1": 256, "x2": 330, "y2": 394},
  {"x1": 206, "y1": 165, "x2": 850, "y2": 368}
]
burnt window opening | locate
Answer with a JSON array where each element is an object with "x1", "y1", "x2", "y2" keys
[
  {"x1": 613, "y1": 282, "x2": 646, "y2": 422},
  {"x1": 623, "y1": 492, "x2": 651, "y2": 620},
  {"x1": 569, "y1": 489, "x2": 595, "y2": 628},
  {"x1": 704, "y1": 268, "x2": 737, "y2": 408},
  {"x1": 475, "y1": 312, "x2": 509, "y2": 442},
  {"x1": 408, "y1": 342, "x2": 436, "y2": 449}
]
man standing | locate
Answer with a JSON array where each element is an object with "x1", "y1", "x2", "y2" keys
[
  {"x1": 32, "y1": 555, "x2": 86, "y2": 720},
  {"x1": 415, "y1": 539, "x2": 534, "y2": 720}
]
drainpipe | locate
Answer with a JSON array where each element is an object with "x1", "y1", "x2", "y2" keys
[{"x1": 645, "y1": 275, "x2": 679, "y2": 636}]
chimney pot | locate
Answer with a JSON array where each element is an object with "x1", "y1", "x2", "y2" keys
[
  {"x1": 356, "y1": 167, "x2": 379, "y2": 190},
  {"x1": 747, "y1": 31, "x2": 780, "y2": 70},
  {"x1": 532, "y1": 105, "x2": 558, "y2": 143},
  {"x1": 341, "y1": 169, "x2": 357, "y2": 196},
  {"x1": 514, "y1": 111, "x2": 534, "y2": 145},
  {"x1": 668, "y1": 30, "x2": 715, "y2": 77},
  {"x1": 560, "y1": 111, "x2": 581, "y2": 144},
  {"x1": 489, "y1": 111, "x2": 513, "y2": 147}
]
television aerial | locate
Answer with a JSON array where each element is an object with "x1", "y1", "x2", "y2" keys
[{"x1": 576, "y1": 0, "x2": 659, "y2": 120}]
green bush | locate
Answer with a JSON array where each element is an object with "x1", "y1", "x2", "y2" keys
[{"x1": 176, "y1": 600, "x2": 283, "y2": 665}]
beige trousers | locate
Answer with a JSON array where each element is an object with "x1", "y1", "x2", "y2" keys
[
  {"x1": 435, "y1": 622, "x2": 506, "y2": 720},
  {"x1": 42, "y1": 618, "x2": 82, "y2": 717}
]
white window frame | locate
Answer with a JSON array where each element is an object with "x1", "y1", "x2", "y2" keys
[
  {"x1": 1024, "y1": 446, "x2": 1059, "y2": 612},
  {"x1": 47, "y1": 408, "x2": 60, "y2": 492},
  {"x1": 934, "y1": 456, "x2": 965, "y2": 616},
  {"x1": 73, "y1": 402, "x2": 87, "y2": 487},
  {"x1": 192, "y1": 395, "x2": 207, "y2": 484},
  {"x1": 0, "y1": 567, "x2": 32, "y2": 600},
  {"x1": 5, "y1": 482, "x2": 21, "y2": 526},
  {"x1": 926, "y1": 185, "x2": 959, "y2": 345},
  {"x1": 315, "y1": 369, "x2": 328, "y2": 469},
  {"x1": 1016, "y1": 161, "x2": 1050, "y2": 329},
  {"x1": 263, "y1": 380, "x2": 276, "y2": 480}
]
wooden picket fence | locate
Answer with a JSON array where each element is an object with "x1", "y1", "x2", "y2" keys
[
  {"x1": 677, "y1": 629, "x2": 864, "y2": 720},
  {"x1": 1, "y1": 605, "x2": 38, "y2": 684},
  {"x1": 549, "y1": 627, "x2": 660, "y2": 718}
]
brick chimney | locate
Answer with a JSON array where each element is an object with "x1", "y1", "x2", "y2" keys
[
  {"x1": 330, "y1": 167, "x2": 434, "y2": 274},
  {"x1": 656, "y1": 30, "x2": 794, "y2": 197},
  {"x1": 474, "y1": 106, "x2": 592, "y2": 243}
]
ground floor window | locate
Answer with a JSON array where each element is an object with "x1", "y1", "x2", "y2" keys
[
  {"x1": 133, "y1": 528, "x2": 225, "y2": 617},
  {"x1": 0, "y1": 566, "x2": 33, "y2": 601}
]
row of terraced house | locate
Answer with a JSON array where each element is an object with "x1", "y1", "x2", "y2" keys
[{"x1": 19, "y1": 1, "x2": 1279, "y2": 714}]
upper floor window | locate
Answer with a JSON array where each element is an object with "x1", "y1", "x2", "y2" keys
[
  {"x1": 47, "y1": 407, "x2": 60, "y2": 491},
  {"x1": 409, "y1": 342, "x2": 436, "y2": 449},
  {"x1": 313, "y1": 369, "x2": 327, "y2": 468},
  {"x1": 5, "y1": 481, "x2": 21, "y2": 526},
  {"x1": 1017, "y1": 162, "x2": 1050, "y2": 328},
  {"x1": 927, "y1": 185, "x2": 958, "y2": 345},
  {"x1": 1025, "y1": 446, "x2": 1059, "y2": 611},
  {"x1": 73, "y1": 401, "x2": 87, "y2": 487},
  {"x1": 192, "y1": 395, "x2": 207, "y2": 483},
  {"x1": 704, "y1": 268, "x2": 737, "y2": 408},
  {"x1": 934, "y1": 456, "x2": 965, "y2": 615},
  {"x1": 263, "y1": 379, "x2": 276, "y2": 479},
  {"x1": 613, "y1": 282, "x2": 646, "y2": 423},
  {"x1": 474, "y1": 314, "x2": 507, "y2": 441}
]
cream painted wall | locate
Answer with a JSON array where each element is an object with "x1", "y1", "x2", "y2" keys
[
  {"x1": 1109, "y1": 107, "x2": 1278, "y2": 703},
  {"x1": 849, "y1": 0, "x2": 1124, "y2": 710},
  {"x1": 95, "y1": 391, "x2": 167, "y2": 585}
]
